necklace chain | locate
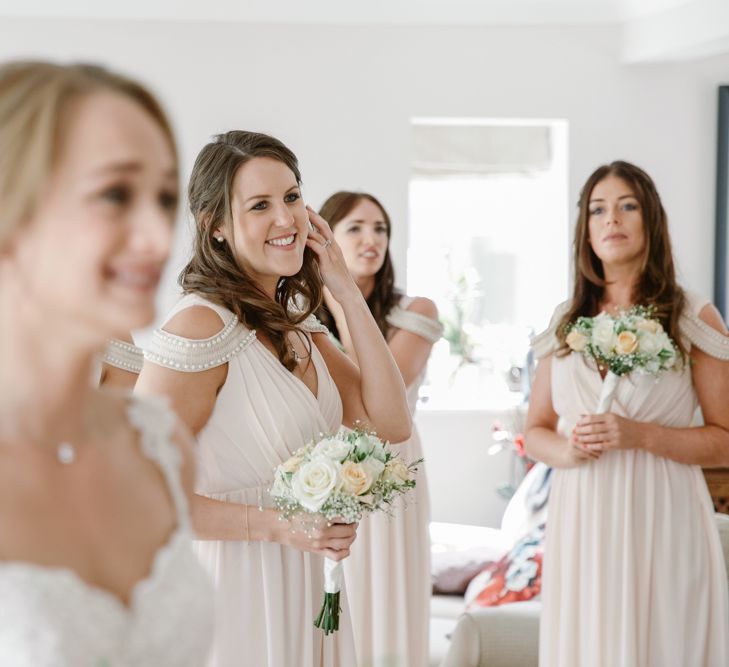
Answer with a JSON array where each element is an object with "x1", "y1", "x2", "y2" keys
[{"x1": 290, "y1": 346, "x2": 310, "y2": 364}]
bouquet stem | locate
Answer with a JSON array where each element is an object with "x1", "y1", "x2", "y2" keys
[
  {"x1": 596, "y1": 370, "x2": 620, "y2": 413},
  {"x1": 314, "y1": 558, "x2": 343, "y2": 635}
]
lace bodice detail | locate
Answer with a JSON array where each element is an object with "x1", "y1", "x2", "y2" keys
[
  {"x1": 0, "y1": 396, "x2": 213, "y2": 666},
  {"x1": 531, "y1": 291, "x2": 729, "y2": 361},
  {"x1": 103, "y1": 339, "x2": 144, "y2": 374}
]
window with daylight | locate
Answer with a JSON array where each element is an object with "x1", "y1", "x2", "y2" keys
[{"x1": 408, "y1": 118, "x2": 569, "y2": 411}]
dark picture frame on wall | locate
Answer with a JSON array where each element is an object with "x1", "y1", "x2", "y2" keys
[{"x1": 714, "y1": 85, "x2": 729, "y2": 320}]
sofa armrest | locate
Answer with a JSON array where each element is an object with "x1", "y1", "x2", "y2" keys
[
  {"x1": 440, "y1": 601, "x2": 540, "y2": 667},
  {"x1": 439, "y1": 514, "x2": 727, "y2": 667}
]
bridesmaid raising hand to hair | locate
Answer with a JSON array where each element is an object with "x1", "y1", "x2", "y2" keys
[{"x1": 136, "y1": 131, "x2": 411, "y2": 667}]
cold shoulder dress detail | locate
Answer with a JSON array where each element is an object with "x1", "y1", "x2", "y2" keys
[
  {"x1": 145, "y1": 293, "x2": 357, "y2": 667},
  {"x1": 532, "y1": 292, "x2": 729, "y2": 667}
]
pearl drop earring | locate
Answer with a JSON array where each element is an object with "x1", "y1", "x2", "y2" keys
[{"x1": 215, "y1": 236, "x2": 225, "y2": 243}]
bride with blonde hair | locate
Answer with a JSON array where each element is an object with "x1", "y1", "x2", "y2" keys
[{"x1": 0, "y1": 61, "x2": 212, "y2": 665}]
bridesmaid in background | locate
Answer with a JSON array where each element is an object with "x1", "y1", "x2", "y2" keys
[
  {"x1": 316, "y1": 191, "x2": 442, "y2": 667},
  {"x1": 135, "y1": 132, "x2": 411, "y2": 667},
  {"x1": 0, "y1": 61, "x2": 212, "y2": 665},
  {"x1": 527, "y1": 161, "x2": 729, "y2": 666}
]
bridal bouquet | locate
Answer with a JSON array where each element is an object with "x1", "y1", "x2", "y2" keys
[
  {"x1": 270, "y1": 427, "x2": 420, "y2": 635},
  {"x1": 564, "y1": 306, "x2": 678, "y2": 412}
]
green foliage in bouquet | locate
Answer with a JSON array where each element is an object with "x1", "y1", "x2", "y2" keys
[{"x1": 563, "y1": 305, "x2": 677, "y2": 377}]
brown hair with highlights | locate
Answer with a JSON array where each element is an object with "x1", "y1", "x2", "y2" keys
[
  {"x1": 556, "y1": 160, "x2": 686, "y2": 356},
  {"x1": 315, "y1": 191, "x2": 400, "y2": 339},
  {"x1": 180, "y1": 131, "x2": 323, "y2": 371}
]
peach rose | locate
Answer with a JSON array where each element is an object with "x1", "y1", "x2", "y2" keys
[
  {"x1": 341, "y1": 461, "x2": 373, "y2": 496},
  {"x1": 615, "y1": 330, "x2": 639, "y2": 355}
]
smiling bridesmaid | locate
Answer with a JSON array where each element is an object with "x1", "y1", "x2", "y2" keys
[{"x1": 135, "y1": 131, "x2": 411, "y2": 667}]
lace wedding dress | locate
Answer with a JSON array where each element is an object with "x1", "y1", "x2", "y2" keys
[{"x1": 0, "y1": 395, "x2": 214, "y2": 666}]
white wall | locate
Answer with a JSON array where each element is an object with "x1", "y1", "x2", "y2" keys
[
  {"x1": 622, "y1": 0, "x2": 729, "y2": 62},
  {"x1": 416, "y1": 410, "x2": 516, "y2": 527},
  {"x1": 2, "y1": 16, "x2": 725, "y2": 525},
  {"x1": 0, "y1": 18, "x2": 727, "y2": 323}
]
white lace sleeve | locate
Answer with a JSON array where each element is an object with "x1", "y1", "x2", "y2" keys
[
  {"x1": 144, "y1": 314, "x2": 257, "y2": 372},
  {"x1": 680, "y1": 293, "x2": 729, "y2": 360},
  {"x1": 531, "y1": 301, "x2": 570, "y2": 360},
  {"x1": 386, "y1": 306, "x2": 443, "y2": 343},
  {"x1": 103, "y1": 338, "x2": 144, "y2": 374}
]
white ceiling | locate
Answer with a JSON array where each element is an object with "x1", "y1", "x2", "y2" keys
[{"x1": 0, "y1": 0, "x2": 696, "y2": 26}]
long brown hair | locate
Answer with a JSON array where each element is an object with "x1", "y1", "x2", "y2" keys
[
  {"x1": 557, "y1": 160, "x2": 686, "y2": 355},
  {"x1": 0, "y1": 60, "x2": 177, "y2": 249},
  {"x1": 315, "y1": 191, "x2": 400, "y2": 339},
  {"x1": 180, "y1": 130, "x2": 323, "y2": 371}
]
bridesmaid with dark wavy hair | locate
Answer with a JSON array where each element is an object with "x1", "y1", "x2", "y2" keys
[
  {"x1": 316, "y1": 191, "x2": 442, "y2": 667},
  {"x1": 527, "y1": 161, "x2": 729, "y2": 667},
  {"x1": 136, "y1": 132, "x2": 411, "y2": 667}
]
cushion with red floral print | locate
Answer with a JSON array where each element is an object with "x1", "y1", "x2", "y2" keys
[{"x1": 464, "y1": 523, "x2": 544, "y2": 608}]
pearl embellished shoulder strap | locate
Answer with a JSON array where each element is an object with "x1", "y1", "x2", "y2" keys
[
  {"x1": 680, "y1": 291, "x2": 729, "y2": 360},
  {"x1": 103, "y1": 338, "x2": 144, "y2": 374},
  {"x1": 386, "y1": 304, "x2": 443, "y2": 343},
  {"x1": 530, "y1": 301, "x2": 570, "y2": 360},
  {"x1": 144, "y1": 294, "x2": 256, "y2": 373}
]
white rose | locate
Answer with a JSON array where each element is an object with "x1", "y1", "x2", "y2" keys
[
  {"x1": 656, "y1": 331, "x2": 673, "y2": 351},
  {"x1": 591, "y1": 316, "x2": 616, "y2": 355},
  {"x1": 656, "y1": 332, "x2": 677, "y2": 368},
  {"x1": 270, "y1": 469, "x2": 291, "y2": 498},
  {"x1": 291, "y1": 456, "x2": 341, "y2": 512},
  {"x1": 637, "y1": 331, "x2": 662, "y2": 356},
  {"x1": 313, "y1": 437, "x2": 352, "y2": 462},
  {"x1": 644, "y1": 359, "x2": 660, "y2": 374},
  {"x1": 370, "y1": 438, "x2": 387, "y2": 463},
  {"x1": 354, "y1": 433, "x2": 387, "y2": 462},
  {"x1": 362, "y1": 456, "x2": 385, "y2": 482},
  {"x1": 635, "y1": 317, "x2": 662, "y2": 334}
]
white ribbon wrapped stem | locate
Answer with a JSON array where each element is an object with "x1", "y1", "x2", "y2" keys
[
  {"x1": 323, "y1": 557, "x2": 343, "y2": 594},
  {"x1": 595, "y1": 370, "x2": 620, "y2": 413}
]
